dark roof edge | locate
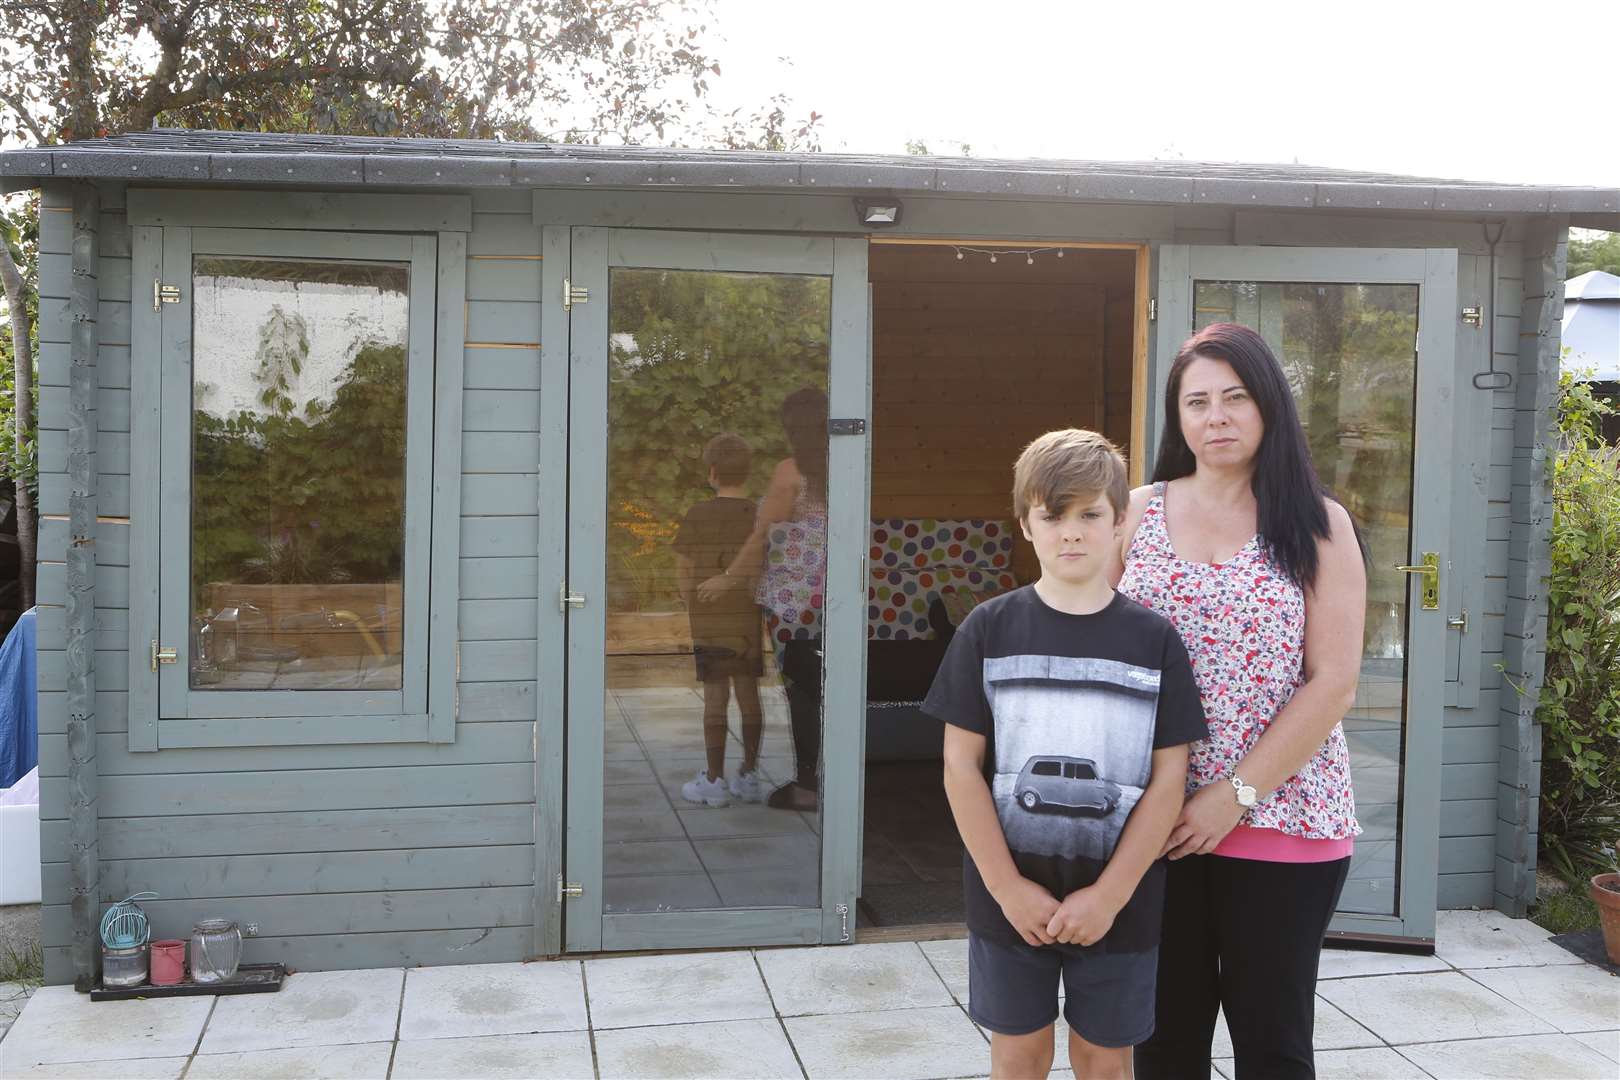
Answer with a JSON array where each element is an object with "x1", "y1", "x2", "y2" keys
[{"x1": 3, "y1": 144, "x2": 1616, "y2": 215}]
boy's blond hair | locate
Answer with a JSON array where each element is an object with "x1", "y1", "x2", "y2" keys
[
  {"x1": 1012, "y1": 428, "x2": 1129, "y2": 522},
  {"x1": 703, "y1": 432, "x2": 752, "y2": 487}
]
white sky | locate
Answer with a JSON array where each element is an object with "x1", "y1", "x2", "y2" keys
[{"x1": 700, "y1": 0, "x2": 1619, "y2": 187}]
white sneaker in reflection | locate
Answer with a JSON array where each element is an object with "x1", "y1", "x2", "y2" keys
[
  {"x1": 681, "y1": 770, "x2": 731, "y2": 807},
  {"x1": 729, "y1": 770, "x2": 765, "y2": 803}
]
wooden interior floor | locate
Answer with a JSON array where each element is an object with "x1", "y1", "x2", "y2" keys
[{"x1": 858, "y1": 760, "x2": 966, "y2": 929}]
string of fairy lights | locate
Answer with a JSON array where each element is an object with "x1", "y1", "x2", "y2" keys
[{"x1": 949, "y1": 245, "x2": 1069, "y2": 265}]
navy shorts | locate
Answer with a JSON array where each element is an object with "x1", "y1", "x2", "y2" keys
[{"x1": 967, "y1": 933, "x2": 1158, "y2": 1049}]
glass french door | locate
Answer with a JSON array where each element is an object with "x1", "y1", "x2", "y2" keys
[
  {"x1": 548, "y1": 228, "x2": 870, "y2": 952},
  {"x1": 1156, "y1": 246, "x2": 1458, "y2": 942}
]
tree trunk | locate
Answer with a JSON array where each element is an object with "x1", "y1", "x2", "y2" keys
[{"x1": 0, "y1": 241, "x2": 37, "y2": 610}]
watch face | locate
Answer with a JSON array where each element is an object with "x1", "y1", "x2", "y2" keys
[{"x1": 1237, "y1": 786, "x2": 1257, "y2": 808}]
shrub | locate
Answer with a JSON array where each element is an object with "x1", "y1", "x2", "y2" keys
[{"x1": 1537, "y1": 373, "x2": 1620, "y2": 882}]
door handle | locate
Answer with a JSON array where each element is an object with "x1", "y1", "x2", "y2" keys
[{"x1": 1393, "y1": 552, "x2": 1440, "y2": 611}]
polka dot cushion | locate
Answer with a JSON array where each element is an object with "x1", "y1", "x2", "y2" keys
[
  {"x1": 868, "y1": 519, "x2": 1015, "y2": 571},
  {"x1": 867, "y1": 563, "x2": 1018, "y2": 641}
]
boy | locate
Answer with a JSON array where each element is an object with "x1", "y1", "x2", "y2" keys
[
  {"x1": 673, "y1": 433, "x2": 766, "y2": 807},
  {"x1": 923, "y1": 429, "x2": 1206, "y2": 1079}
]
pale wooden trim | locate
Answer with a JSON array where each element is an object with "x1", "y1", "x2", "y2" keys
[
  {"x1": 1130, "y1": 245, "x2": 1152, "y2": 486},
  {"x1": 469, "y1": 253, "x2": 543, "y2": 261},
  {"x1": 870, "y1": 237, "x2": 1141, "y2": 251}
]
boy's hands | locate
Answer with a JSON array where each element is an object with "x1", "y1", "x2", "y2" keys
[
  {"x1": 1046, "y1": 884, "x2": 1123, "y2": 946},
  {"x1": 991, "y1": 876, "x2": 1062, "y2": 947}
]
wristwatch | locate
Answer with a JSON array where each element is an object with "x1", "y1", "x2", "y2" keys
[{"x1": 1229, "y1": 775, "x2": 1258, "y2": 808}]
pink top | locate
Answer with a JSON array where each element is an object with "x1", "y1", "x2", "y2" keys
[{"x1": 1118, "y1": 485, "x2": 1359, "y2": 861}]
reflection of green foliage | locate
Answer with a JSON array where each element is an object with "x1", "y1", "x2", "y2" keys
[
  {"x1": 191, "y1": 337, "x2": 406, "y2": 610},
  {"x1": 1537, "y1": 373, "x2": 1620, "y2": 882},
  {"x1": 605, "y1": 269, "x2": 830, "y2": 611}
]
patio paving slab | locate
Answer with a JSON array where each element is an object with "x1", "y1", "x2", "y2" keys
[
  {"x1": 1317, "y1": 947, "x2": 1451, "y2": 979},
  {"x1": 1317, "y1": 970, "x2": 1553, "y2": 1045},
  {"x1": 1212, "y1": 996, "x2": 1380, "y2": 1057},
  {"x1": 0, "y1": 1056, "x2": 189, "y2": 1078},
  {"x1": 784, "y1": 1004, "x2": 988, "y2": 1079},
  {"x1": 1398, "y1": 1033, "x2": 1619, "y2": 1079},
  {"x1": 758, "y1": 942, "x2": 953, "y2": 1017},
  {"x1": 0, "y1": 984, "x2": 211, "y2": 1066},
  {"x1": 1572, "y1": 1029, "x2": 1619, "y2": 1061},
  {"x1": 185, "y1": 1041, "x2": 392, "y2": 1079},
  {"x1": 200, "y1": 969, "x2": 403, "y2": 1054},
  {"x1": 398, "y1": 960, "x2": 588, "y2": 1040},
  {"x1": 585, "y1": 950, "x2": 774, "y2": 1030},
  {"x1": 916, "y1": 937, "x2": 968, "y2": 1004},
  {"x1": 594, "y1": 1016, "x2": 802, "y2": 1079},
  {"x1": 390, "y1": 1030, "x2": 596, "y2": 1079},
  {"x1": 1432, "y1": 908, "x2": 1584, "y2": 968},
  {"x1": 1462, "y1": 962, "x2": 1620, "y2": 1033}
]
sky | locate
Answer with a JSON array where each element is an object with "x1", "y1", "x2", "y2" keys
[{"x1": 698, "y1": 0, "x2": 1619, "y2": 187}]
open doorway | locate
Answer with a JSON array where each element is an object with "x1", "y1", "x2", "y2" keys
[{"x1": 858, "y1": 238, "x2": 1145, "y2": 931}]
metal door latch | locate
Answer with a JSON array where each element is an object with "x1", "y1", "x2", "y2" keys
[
  {"x1": 1448, "y1": 609, "x2": 1469, "y2": 635},
  {"x1": 1461, "y1": 306, "x2": 1483, "y2": 327},
  {"x1": 562, "y1": 278, "x2": 589, "y2": 311},
  {"x1": 149, "y1": 640, "x2": 177, "y2": 671},
  {"x1": 152, "y1": 280, "x2": 181, "y2": 311},
  {"x1": 835, "y1": 903, "x2": 851, "y2": 943},
  {"x1": 1393, "y1": 552, "x2": 1441, "y2": 611},
  {"x1": 558, "y1": 875, "x2": 583, "y2": 901},
  {"x1": 558, "y1": 581, "x2": 586, "y2": 613}
]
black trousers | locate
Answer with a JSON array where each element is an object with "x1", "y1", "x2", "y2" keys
[
  {"x1": 779, "y1": 638, "x2": 823, "y2": 789},
  {"x1": 1134, "y1": 853, "x2": 1350, "y2": 1080}
]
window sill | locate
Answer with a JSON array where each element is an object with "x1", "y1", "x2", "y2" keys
[{"x1": 155, "y1": 713, "x2": 436, "y2": 749}]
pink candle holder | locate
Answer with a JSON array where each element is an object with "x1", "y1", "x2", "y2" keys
[{"x1": 150, "y1": 939, "x2": 186, "y2": 986}]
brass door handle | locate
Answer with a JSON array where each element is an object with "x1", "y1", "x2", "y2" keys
[{"x1": 1393, "y1": 552, "x2": 1440, "y2": 611}]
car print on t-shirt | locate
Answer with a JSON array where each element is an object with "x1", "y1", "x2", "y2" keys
[
  {"x1": 1014, "y1": 756, "x2": 1123, "y2": 815},
  {"x1": 983, "y1": 654, "x2": 1158, "y2": 863}
]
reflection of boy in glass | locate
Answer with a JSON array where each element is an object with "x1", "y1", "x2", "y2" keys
[{"x1": 673, "y1": 433, "x2": 766, "y2": 807}]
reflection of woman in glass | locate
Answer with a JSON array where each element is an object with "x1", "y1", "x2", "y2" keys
[
  {"x1": 698, "y1": 387, "x2": 829, "y2": 812},
  {"x1": 1109, "y1": 324, "x2": 1367, "y2": 1079}
]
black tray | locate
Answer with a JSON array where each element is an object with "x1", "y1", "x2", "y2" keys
[{"x1": 91, "y1": 963, "x2": 285, "y2": 1001}]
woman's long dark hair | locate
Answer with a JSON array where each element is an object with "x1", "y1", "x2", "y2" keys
[
  {"x1": 1151, "y1": 323, "x2": 1336, "y2": 591},
  {"x1": 781, "y1": 386, "x2": 829, "y2": 504}
]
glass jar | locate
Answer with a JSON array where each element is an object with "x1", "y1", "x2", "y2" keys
[{"x1": 189, "y1": 918, "x2": 243, "y2": 983}]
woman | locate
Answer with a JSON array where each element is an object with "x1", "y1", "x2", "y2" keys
[
  {"x1": 1109, "y1": 323, "x2": 1366, "y2": 1080},
  {"x1": 698, "y1": 387, "x2": 829, "y2": 812}
]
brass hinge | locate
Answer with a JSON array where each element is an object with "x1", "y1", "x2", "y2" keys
[
  {"x1": 562, "y1": 278, "x2": 589, "y2": 311},
  {"x1": 558, "y1": 874, "x2": 583, "y2": 901},
  {"x1": 1148, "y1": 297, "x2": 1157, "y2": 322},
  {"x1": 1461, "y1": 306, "x2": 1483, "y2": 327},
  {"x1": 149, "y1": 639, "x2": 177, "y2": 671},
  {"x1": 152, "y1": 280, "x2": 181, "y2": 311}
]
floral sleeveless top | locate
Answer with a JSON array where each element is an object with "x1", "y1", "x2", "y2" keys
[
  {"x1": 757, "y1": 476, "x2": 828, "y2": 643},
  {"x1": 1118, "y1": 484, "x2": 1360, "y2": 841}
]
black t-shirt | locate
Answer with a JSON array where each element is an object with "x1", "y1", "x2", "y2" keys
[
  {"x1": 672, "y1": 497, "x2": 759, "y2": 651},
  {"x1": 922, "y1": 585, "x2": 1207, "y2": 954}
]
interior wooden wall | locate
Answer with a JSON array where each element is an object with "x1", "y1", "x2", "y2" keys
[{"x1": 868, "y1": 244, "x2": 1136, "y2": 580}]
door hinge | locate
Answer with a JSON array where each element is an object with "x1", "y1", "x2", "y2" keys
[
  {"x1": 149, "y1": 639, "x2": 178, "y2": 671},
  {"x1": 1461, "y1": 306, "x2": 1483, "y2": 327},
  {"x1": 562, "y1": 278, "x2": 589, "y2": 311},
  {"x1": 152, "y1": 280, "x2": 181, "y2": 311},
  {"x1": 558, "y1": 874, "x2": 584, "y2": 901},
  {"x1": 559, "y1": 580, "x2": 586, "y2": 613},
  {"x1": 1148, "y1": 297, "x2": 1157, "y2": 322}
]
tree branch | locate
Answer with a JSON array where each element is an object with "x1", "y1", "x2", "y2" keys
[{"x1": 0, "y1": 87, "x2": 49, "y2": 144}]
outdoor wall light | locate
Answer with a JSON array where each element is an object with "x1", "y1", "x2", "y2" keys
[{"x1": 856, "y1": 198, "x2": 902, "y2": 227}]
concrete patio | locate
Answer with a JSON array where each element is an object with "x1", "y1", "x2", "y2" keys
[{"x1": 0, "y1": 909, "x2": 1614, "y2": 1079}]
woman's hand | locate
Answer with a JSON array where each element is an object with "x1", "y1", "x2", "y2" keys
[
  {"x1": 694, "y1": 574, "x2": 732, "y2": 604},
  {"x1": 1161, "y1": 782, "x2": 1246, "y2": 859}
]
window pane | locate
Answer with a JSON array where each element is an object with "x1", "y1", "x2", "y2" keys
[
  {"x1": 601, "y1": 267, "x2": 832, "y2": 915},
  {"x1": 1194, "y1": 281, "x2": 1419, "y2": 916},
  {"x1": 190, "y1": 257, "x2": 410, "y2": 691}
]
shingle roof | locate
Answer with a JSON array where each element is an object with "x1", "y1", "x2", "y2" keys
[{"x1": 3, "y1": 129, "x2": 1616, "y2": 215}]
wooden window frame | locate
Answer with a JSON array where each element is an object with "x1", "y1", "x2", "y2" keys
[{"x1": 126, "y1": 191, "x2": 468, "y2": 750}]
